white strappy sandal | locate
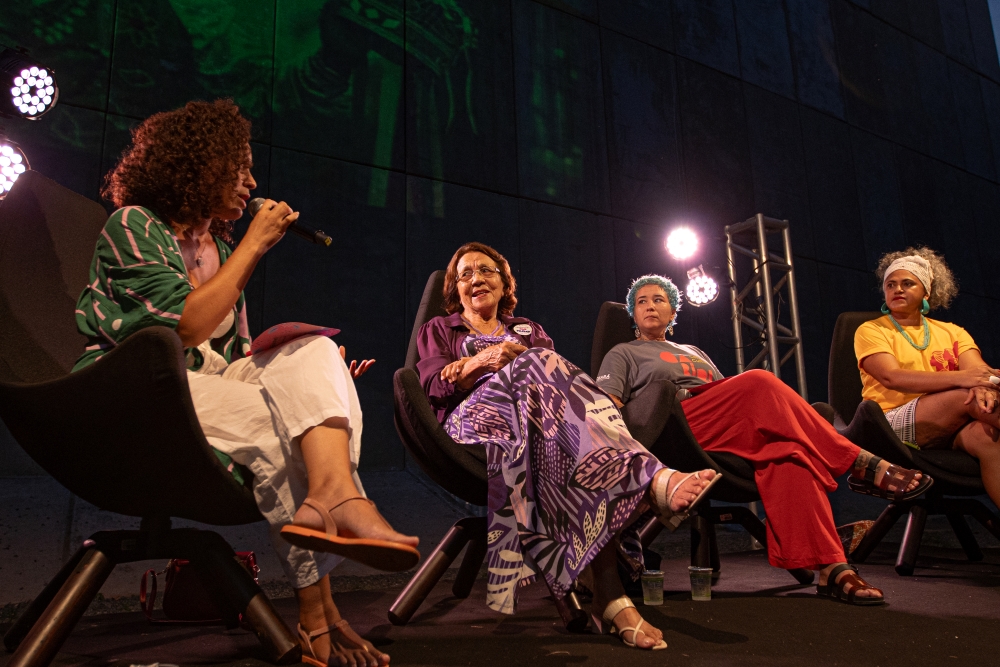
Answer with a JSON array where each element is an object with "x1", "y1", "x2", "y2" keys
[
  {"x1": 650, "y1": 469, "x2": 723, "y2": 531},
  {"x1": 594, "y1": 596, "x2": 667, "y2": 650}
]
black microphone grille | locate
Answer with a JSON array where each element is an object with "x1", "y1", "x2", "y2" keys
[{"x1": 247, "y1": 197, "x2": 266, "y2": 217}]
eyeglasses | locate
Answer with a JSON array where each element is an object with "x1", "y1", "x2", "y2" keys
[{"x1": 457, "y1": 266, "x2": 501, "y2": 282}]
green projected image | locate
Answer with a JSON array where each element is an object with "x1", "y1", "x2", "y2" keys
[{"x1": 0, "y1": 0, "x2": 599, "y2": 213}]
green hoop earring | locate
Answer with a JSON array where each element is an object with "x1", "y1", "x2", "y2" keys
[
  {"x1": 921, "y1": 298, "x2": 930, "y2": 315},
  {"x1": 881, "y1": 302, "x2": 890, "y2": 315}
]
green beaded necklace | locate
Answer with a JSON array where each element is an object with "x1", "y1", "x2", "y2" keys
[{"x1": 886, "y1": 313, "x2": 930, "y2": 350}]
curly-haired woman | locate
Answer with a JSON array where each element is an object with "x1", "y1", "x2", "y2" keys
[
  {"x1": 855, "y1": 248, "x2": 1000, "y2": 505},
  {"x1": 74, "y1": 99, "x2": 415, "y2": 667}
]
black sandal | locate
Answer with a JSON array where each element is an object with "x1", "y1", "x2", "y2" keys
[
  {"x1": 847, "y1": 455, "x2": 933, "y2": 502},
  {"x1": 816, "y1": 564, "x2": 884, "y2": 606}
]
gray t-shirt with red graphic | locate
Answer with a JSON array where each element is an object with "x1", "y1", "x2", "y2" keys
[{"x1": 595, "y1": 340, "x2": 724, "y2": 403}]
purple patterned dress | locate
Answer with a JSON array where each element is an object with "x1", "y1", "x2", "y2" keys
[{"x1": 444, "y1": 334, "x2": 664, "y2": 614}]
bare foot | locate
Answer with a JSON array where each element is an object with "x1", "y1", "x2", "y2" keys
[
  {"x1": 817, "y1": 563, "x2": 883, "y2": 601},
  {"x1": 293, "y1": 497, "x2": 419, "y2": 548},
  {"x1": 650, "y1": 468, "x2": 717, "y2": 513}
]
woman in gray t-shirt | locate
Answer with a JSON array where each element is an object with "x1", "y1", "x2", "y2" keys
[{"x1": 596, "y1": 275, "x2": 928, "y2": 606}]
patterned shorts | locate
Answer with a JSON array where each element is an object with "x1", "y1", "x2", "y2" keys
[{"x1": 884, "y1": 397, "x2": 919, "y2": 447}]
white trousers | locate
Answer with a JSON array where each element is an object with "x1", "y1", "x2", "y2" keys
[{"x1": 186, "y1": 335, "x2": 364, "y2": 588}]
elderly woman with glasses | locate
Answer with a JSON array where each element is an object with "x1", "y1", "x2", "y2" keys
[
  {"x1": 417, "y1": 243, "x2": 719, "y2": 652},
  {"x1": 855, "y1": 247, "x2": 1000, "y2": 505},
  {"x1": 594, "y1": 275, "x2": 931, "y2": 606}
]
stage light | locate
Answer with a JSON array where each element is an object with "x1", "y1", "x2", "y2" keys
[
  {"x1": 0, "y1": 137, "x2": 29, "y2": 198},
  {"x1": 685, "y1": 264, "x2": 718, "y2": 307},
  {"x1": 665, "y1": 226, "x2": 698, "y2": 261},
  {"x1": 0, "y1": 48, "x2": 58, "y2": 120}
]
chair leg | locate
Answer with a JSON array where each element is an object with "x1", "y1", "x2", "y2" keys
[
  {"x1": 850, "y1": 502, "x2": 906, "y2": 564},
  {"x1": 895, "y1": 504, "x2": 927, "y2": 576},
  {"x1": 552, "y1": 591, "x2": 589, "y2": 633},
  {"x1": 637, "y1": 514, "x2": 664, "y2": 548},
  {"x1": 945, "y1": 513, "x2": 983, "y2": 562},
  {"x1": 6, "y1": 546, "x2": 114, "y2": 667},
  {"x1": 966, "y1": 502, "x2": 1000, "y2": 542},
  {"x1": 388, "y1": 517, "x2": 476, "y2": 626},
  {"x1": 4, "y1": 544, "x2": 89, "y2": 652},
  {"x1": 690, "y1": 514, "x2": 714, "y2": 570},
  {"x1": 451, "y1": 518, "x2": 488, "y2": 599}
]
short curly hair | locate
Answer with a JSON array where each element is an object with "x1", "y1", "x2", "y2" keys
[
  {"x1": 442, "y1": 242, "x2": 518, "y2": 316},
  {"x1": 101, "y1": 99, "x2": 252, "y2": 242},
  {"x1": 626, "y1": 275, "x2": 682, "y2": 328},
  {"x1": 875, "y1": 246, "x2": 958, "y2": 311}
]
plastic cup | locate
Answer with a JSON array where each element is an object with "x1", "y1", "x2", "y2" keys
[
  {"x1": 688, "y1": 566, "x2": 713, "y2": 601},
  {"x1": 640, "y1": 570, "x2": 664, "y2": 606}
]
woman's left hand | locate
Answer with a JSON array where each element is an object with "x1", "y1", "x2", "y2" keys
[
  {"x1": 441, "y1": 357, "x2": 470, "y2": 383},
  {"x1": 964, "y1": 386, "x2": 999, "y2": 413},
  {"x1": 340, "y1": 345, "x2": 375, "y2": 379}
]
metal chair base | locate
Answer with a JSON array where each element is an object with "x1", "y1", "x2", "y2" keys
[
  {"x1": 849, "y1": 493, "x2": 1000, "y2": 576},
  {"x1": 4, "y1": 525, "x2": 300, "y2": 667}
]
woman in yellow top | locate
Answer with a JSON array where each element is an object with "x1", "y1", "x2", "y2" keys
[{"x1": 855, "y1": 248, "x2": 1000, "y2": 504}]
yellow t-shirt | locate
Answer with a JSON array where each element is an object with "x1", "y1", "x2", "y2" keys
[{"x1": 854, "y1": 316, "x2": 979, "y2": 411}]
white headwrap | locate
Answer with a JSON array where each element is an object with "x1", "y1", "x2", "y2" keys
[{"x1": 883, "y1": 255, "x2": 933, "y2": 296}]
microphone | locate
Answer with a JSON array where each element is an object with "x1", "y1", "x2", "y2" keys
[{"x1": 247, "y1": 198, "x2": 332, "y2": 247}]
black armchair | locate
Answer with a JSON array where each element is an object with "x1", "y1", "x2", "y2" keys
[
  {"x1": 0, "y1": 172, "x2": 299, "y2": 667},
  {"x1": 828, "y1": 312, "x2": 1000, "y2": 575},
  {"x1": 387, "y1": 271, "x2": 587, "y2": 630},
  {"x1": 591, "y1": 302, "x2": 814, "y2": 585}
]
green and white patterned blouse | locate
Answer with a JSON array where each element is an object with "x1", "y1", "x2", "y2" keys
[{"x1": 73, "y1": 206, "x2": 252, "y2": 373}]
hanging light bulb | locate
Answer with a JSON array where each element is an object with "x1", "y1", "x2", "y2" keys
[
  {"x1": 665, "y1": 226, "x2": 698, "y2": 261},
  {"x1": 685, "y1": 264, "x2": 718, "y2": 307},
  {"x1": 0, "y1": 48, "x2": 59, "y2": 120}
]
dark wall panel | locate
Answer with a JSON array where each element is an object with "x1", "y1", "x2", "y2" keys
[
  {"x1": 271, "y1": 0, "x2": 404, "y2": 169},
  {"x1": 598, "y1": 0, "x2": 674, "y2": 52},
  {"x1": 733, "y1": 0, "x2": 795, "y2": 99},
  {"x1": 939, "y1": 0, "x2": 977, "y2": 69},
  {"x1": 405, "y1": 0, "x2": 518, "y2": 194},
  {"x1": 13, "y1": 105, "x2": 105, "y2": 199},
  {"x1": 830, "y1": 0, "x2": 890, "y2": 138},
  {"x1": 517, "y1": 200, "x2": 616, "y2": 369},
  {"x1": 851, "y1": 129, "x2": 904, "y2": 271},
  {"x1": 915, "y1": 41, "x2": 965, "y2": 166},
  {"x1": 513, "y1": 0, "x2": 610, "y2": 212},
  {"x1": 602, "y1": 30, "x2": 684, "y2": 225},
  {"x1": 800, "y1": 109, "x2": 864, "y2": 270},
  {"x1": 263, "y1": 149, "x2": 406, "y2": 469},
  {"x1": 676, "y1": 60, "x2": 753, "y2": 231},
  {"x1": 404, "y1": 176, "x2": 521, "y2": 330},
  {"x1": 743, "y1": 84, "x2": 813, "y2": 258},
  {"x1": 672, "y1": 0, "x2": 740, "y2": 78},
  {"x1": 949, "y1": 59, "x2": 996, "y2": 180},
  {"x1": 785, "y1": 0, "x2": 845, "y2": 118}
]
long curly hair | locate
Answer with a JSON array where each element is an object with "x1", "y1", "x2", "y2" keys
[
  {"x1": 442, "y1": 242, "x2": 518, "y2": 316},
  {"x1": 875, "y1": 246, "x2": 958, "y2": 311},
  {"x1": 626, "y1": 274, "x2": 682, "y2": 328},
  {"x1": 101, "y1": 99, "x2": 252, "y2": 242}
]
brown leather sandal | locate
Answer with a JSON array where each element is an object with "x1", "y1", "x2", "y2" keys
[
  {"x1": 848, "y1": 455, "x2": 933, "y2": 502},
  {"x1": 298, "y1": 620, "x2": 385, "y2": 667},
  {"x1": 816, "y1": 564, "x2": 884, "y2": 606},
  {"x1": 281, "y1": 497, "x2": 420, "y2": 572}
]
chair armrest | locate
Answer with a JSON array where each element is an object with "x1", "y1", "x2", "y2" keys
[
  {"x1": 0, "y1": 327, "x2": 262, "y2": 525},
  {"x1": 811, "y1": 402, "x2": 836, "y2": 425}
]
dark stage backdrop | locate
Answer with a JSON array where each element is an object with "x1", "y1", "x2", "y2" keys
[{"x1": 3, "y1": 0, "x2": 1000, "y2": 470}]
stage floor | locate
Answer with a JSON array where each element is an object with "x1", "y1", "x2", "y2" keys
[{"x1": 2, "y1": 542, "x2": 998, "y2": 667}]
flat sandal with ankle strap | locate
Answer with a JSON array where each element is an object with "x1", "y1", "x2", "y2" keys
[
  {"x1": 816, "y1": 564, "x2": 885, "y2": 606},
  {"x1": 592, "y1": 596, "x2": 667, "y2": 650},
  {"x1": 651, "y1": 469, "x2": 723, "y2": 531},
  {"x1": 298, "y1": 620, "x2": 384, "y2": 667},
  {"x1": 281, "y1": 496, "x2": 420, "y2": 572},
  {"x1": 847, "y1": 455, "x2": 933, "y2": 502}
]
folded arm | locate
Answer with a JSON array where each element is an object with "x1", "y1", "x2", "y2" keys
[{"x1": 861, "y1": 351, "x2": 998, "y2": 395}]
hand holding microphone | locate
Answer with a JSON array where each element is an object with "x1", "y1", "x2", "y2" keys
[{"x1": 247, "y1": 197, "x2": 332, "y2": 247}]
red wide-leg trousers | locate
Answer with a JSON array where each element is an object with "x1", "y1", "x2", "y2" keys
[{"x1": 681, "y1": 370, "x2": 860, "y2": 570}]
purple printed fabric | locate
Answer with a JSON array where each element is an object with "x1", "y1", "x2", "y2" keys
[{"x1": 444, "y1": 347, "x2": 663, "y2": 614}]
